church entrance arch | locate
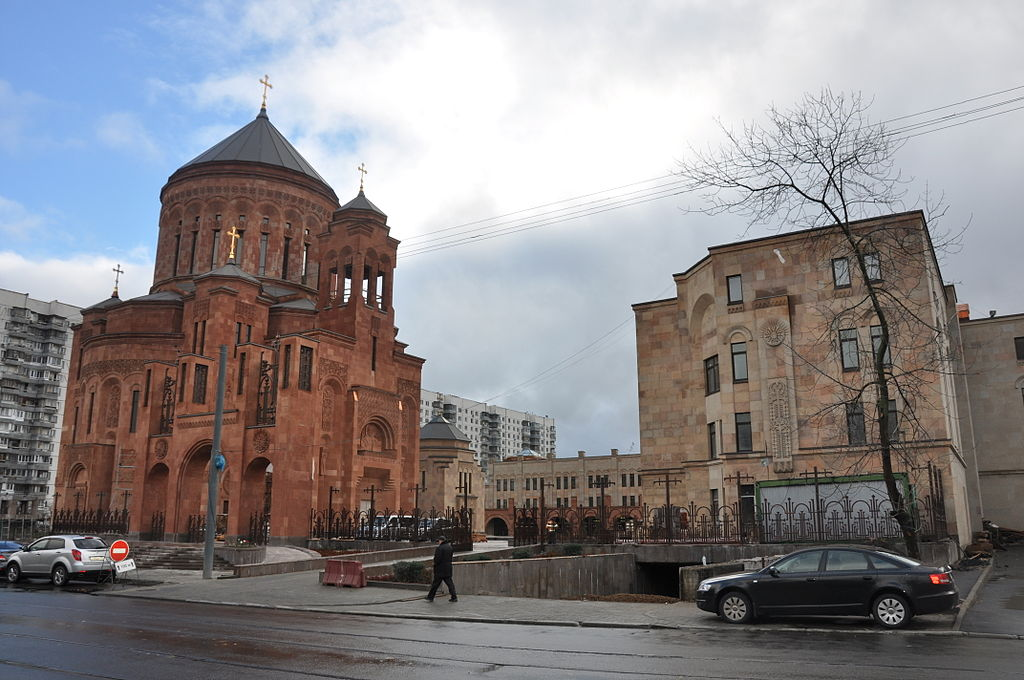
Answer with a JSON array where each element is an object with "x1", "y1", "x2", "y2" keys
[
  {"x1": 176, "y1": 444, "x2": 212, "y2": 538},
  {"x1": 486, "y1": 517, "x2": 509, "y2": 536},
  {"x1": 240, "y1": 457, "x2": 272, "y2": 542},
  {"x1": 66, "y1": 464, "x2": 89, "y2": 511},
  {"x1": 143, "y1": 463, "x2": 169, "y2": 540}
]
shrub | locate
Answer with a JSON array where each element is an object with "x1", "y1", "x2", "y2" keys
[
  {"x1": 561, "y1": 543, "x2": 583, "y2": 556},
  {"x1": 392, "y1": 560, "x2": 428, "y2": 583},
  {"x1": 510, "y1": 548, "x2": 533, "y2": 560},
  {"x1": 459, "y1": 554, "x2": 492, "y2": 562}
]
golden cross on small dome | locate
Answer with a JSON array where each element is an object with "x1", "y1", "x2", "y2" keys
[
  {"x1": 112, "y1": 263, "x2": 124, "y2": 297},
  {"x1": 259, "y1": 74, "x2": 273, "y2": 108},
  {"x1": 357, "y1": 162, "x2": 368, "y2": 192},
  {"x1": 227, "y1": 225, "x2": 242, "y2": 260}
]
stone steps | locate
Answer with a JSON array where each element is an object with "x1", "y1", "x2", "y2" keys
[{"x1": 129, "y1": 541, "x2": 233, "y2": 570}]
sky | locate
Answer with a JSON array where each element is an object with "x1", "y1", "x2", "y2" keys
[{"x1": 1, "y1": 1, "x2": 1022, "y2": 458}]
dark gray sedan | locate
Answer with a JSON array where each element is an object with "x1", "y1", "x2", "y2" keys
[{"x1": 696, "y1": 546, "x2": 958, "y2": 629}]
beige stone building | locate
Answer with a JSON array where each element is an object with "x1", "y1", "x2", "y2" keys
[
  {"x1": 633, "y1": 211, "x2": 978, "y2": 546},
  {"x1": 419, "y1": 416, "x2": 484, "y2": 533},
  {"x1": 483, "y1": 449, "x2": 642, "y2": 535},
  {"x1": 959, "y1": 310, "x2": 1024, "y2": 529}
]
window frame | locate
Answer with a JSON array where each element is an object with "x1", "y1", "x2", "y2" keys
[
  {"x1": 726, "y1": 274, "x2": 743, "y2": 304},
  {"x1": 871, "y1": 325, "x2": 892, "y2": 367},
  {"x1": 730, "y1": 341, "x2": 748, "y2": 383},
  {"x1": 735, "y1": 412, "x2": 752, "y2": 452},
  {"x1": 1014, "y1": 336, "x2": 1024, "y2": 361},
  {"x1": 864, "y1": 252, "x2": 882, "y2": 282},
  {"x1": 839, "y1": 328, "x2": 860, "y2": 371},
  {"x1": 704, "y1": 355, "x2": 720, "y2": 395},
  {"x1": 846, "y1": 401, "x2": 866, "y2": 446},
  {"x1": 832, "y1": 257, "x2": 851, "y2": 288}
]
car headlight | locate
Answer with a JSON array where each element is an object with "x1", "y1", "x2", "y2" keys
[{"x1": 697, "y1": 582, "x2": 712, "y2": 592}]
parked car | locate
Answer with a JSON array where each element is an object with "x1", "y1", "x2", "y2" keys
[
  {"x1": 0, "y1": 540, "x2": 23, "y2": 573},
  {"x1": 695, "y1": 546, "x2": 958, "y2": 629},
  {"x1": 4, "y1": 535, "x2": 114, "y2": 586}
]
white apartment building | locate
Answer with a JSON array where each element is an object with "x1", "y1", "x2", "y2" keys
[
  {"x1": 419, "y1": 390, "x2": 556, "y2": 477},
  {"x1": 0, "y1": 289, "x2": 80, "y2": 533}
]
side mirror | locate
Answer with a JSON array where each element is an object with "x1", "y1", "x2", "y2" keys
[{"x1": 767, "y1": 566, "x2": 779, "y2": 577}]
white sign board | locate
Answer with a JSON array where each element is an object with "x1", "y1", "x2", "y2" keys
[{"x1": 114, "y1": 558, "x2": 136, "y2": 574}]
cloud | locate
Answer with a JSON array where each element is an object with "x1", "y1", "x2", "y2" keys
[
  {"x1": 0, "y1": 251, "x2": 153, "y2": 309},
  {"x1": 96, "y1": 112, "x2": 162, "y2": 161},
  {"x1": 0, "y1": 195, "x2": 46, "y2": 240}
]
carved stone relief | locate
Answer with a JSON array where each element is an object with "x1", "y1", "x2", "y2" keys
[{"x1": 767, "y1": 380, "x2": 794, "y2": 473}]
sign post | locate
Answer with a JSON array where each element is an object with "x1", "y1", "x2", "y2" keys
[{"x1": 108, "y1": 539, "x2": 136, "y2": 577}]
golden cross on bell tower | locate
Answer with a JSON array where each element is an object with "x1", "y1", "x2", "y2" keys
[
  {"x1": 227, "y1": 226, "x2": 242, "y2": 261},
  {"x1": 357, "y1": 162, "x2": 368, "y2": 192},
  {"x1": 259, "y1": 74, "x2": 273, "y2": 109},
  {"x1": 112, "y1": 264, "x2": 124, "y2": 298}
]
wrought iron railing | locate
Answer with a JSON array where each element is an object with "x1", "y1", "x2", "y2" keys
[
  {"x1": 511, "y1": 494, "x2": 947, "y2": 547},
  {"x1": 49, "y1": 508, "x2": 130, "y2": 536},
  {"x1": 308, "y1": 506, "x2": 473, "y2": 551}
]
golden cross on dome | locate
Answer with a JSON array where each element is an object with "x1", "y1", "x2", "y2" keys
[
  {"x1": 259, "y1": 74, "x2": 273, "y2": 108},
  {"x1": 357, "y1": 162, "x2": 368, "y2": 192},
  {"x1": 227, "y1": 226, "x2": 242, "y2": 260},
  {"x1": 112, "y1": 263, "x2": 124, "y2": 297}
]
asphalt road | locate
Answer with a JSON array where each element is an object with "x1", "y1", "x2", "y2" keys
[{"x1": 1, "y1": 587, "x2": 1022, "y2": 679}]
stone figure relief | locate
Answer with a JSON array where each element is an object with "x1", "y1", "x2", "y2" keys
[{"x1": 767, "y1": 380, "x2": 794, "y2": 473}]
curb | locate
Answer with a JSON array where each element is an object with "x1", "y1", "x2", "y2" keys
[
  {"x1": 953, "y1": 560, "x2": 995, "y2": 631},
  {"x1": 105, "y1": 590, "x2": 999, "y2": 636}
]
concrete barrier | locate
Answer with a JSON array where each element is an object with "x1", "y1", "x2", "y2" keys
[
  {"x1": 453, "y1": 553, "x2": 636, "y2": 599},
  {"x1": 678, "y1": 561, "x2": 747, "y2": 600}
]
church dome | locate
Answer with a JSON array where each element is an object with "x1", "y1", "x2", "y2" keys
[{"x1": 175, "y1": 106, "x2": 329, "y2": 187}]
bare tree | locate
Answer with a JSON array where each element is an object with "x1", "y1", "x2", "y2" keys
[{"x1": 678, "y1": 90, "x2": 960, "y2": 558}]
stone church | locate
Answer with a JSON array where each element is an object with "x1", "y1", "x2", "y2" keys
[{"x1": 54, "y1": 101, "x2": 424, "y2": 544}]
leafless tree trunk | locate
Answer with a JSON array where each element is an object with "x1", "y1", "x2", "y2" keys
[{"x1": 677, "y1": 90, "x2": 958, "y2": 559}]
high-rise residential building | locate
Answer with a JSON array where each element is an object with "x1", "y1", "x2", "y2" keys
[
  {"x1": 419, "y1": 390, "x2": 556, "y2": 476},
  {"x1": 0, "y1": 289, "x2": 80, "y2": 531}
]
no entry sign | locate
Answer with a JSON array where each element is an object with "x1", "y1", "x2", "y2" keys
[{"x1": 109, "y1": 539, "x2": 130, "y2": 563}]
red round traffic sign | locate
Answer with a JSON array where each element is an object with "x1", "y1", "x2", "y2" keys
[{"x1": 109, "y1": 539, "x2": 130, "y2": 563}]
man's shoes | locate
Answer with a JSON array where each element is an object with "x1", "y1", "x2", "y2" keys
[
  {"x1": 449, "y1": 597, "x2": 458, "y2": 602},
  {"x1": 425, "y1": 597, "x2": 434, "y2": 602}
]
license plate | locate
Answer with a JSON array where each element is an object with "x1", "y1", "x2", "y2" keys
[{"x1": 90, "y1": 556, "x2": 105, "y2": 561}]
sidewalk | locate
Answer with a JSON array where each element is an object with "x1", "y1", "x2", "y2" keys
[{"x1": 101, "y1": 546, "x2": 1008, "y2": 636}]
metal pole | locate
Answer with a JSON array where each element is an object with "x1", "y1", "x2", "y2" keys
[{"x1": 204, "y1": 345, "x2": 228, "y2": 579}]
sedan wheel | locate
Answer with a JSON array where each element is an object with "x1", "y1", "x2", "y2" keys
[
  {"x1": 872, "y1": 593, "x2": 912, "y2": 629},
  {"x1": 51, "y1": 564, "x2": 70, "y2": 587},
  {"x1": 5, "y1": 563, "x2": 20, "y2": 583},
  {"x1": 718, "y1": 591, "x2": 753, "y2": 624}
]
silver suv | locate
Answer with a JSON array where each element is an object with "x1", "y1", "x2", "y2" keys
[{"x1": 5, "y1": 535, "x2": 114, "y2": 586}]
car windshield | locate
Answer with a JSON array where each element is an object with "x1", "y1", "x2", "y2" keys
[{"x1": 74, "y1": 538, "x2": 107, "y2": 549}]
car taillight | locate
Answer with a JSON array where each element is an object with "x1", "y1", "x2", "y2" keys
[
  {"x1": 929, "y1": 573, "x2": 952, "y2": 585},
  {"x1": 72, "y1": 549, "x2": 82, "y2": 561}
]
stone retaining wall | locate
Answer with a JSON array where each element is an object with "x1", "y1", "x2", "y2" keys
[{"x1": 453, "y1": 553, "x2": 636, "y2": 599}]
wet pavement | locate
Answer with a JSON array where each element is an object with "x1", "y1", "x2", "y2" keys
[{"x1": 87, "y1": 544, "x2": 1018, "y2": 638}]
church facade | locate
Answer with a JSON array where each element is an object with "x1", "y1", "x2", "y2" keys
[{"x1": 54, "y1": 104, "x2": 424, "y2": 544}]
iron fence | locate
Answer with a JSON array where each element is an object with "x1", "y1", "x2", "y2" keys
[
  {"x1": 512, "y1": 494, "x2": 947, "y2": 547},
  {"x1": 49, "y1": 508, "x2": 130, "y2": 536},
  {"x1": 309, "y1": 506, "x2": 473, "y2": 551},
  {"x1": 0, "y1": 517, "x2": 50, "y2": 543}
]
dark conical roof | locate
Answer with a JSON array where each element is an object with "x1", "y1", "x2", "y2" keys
[
  {"x1": 420, "y1": 415, "x2": 471, "y2": 442},
  {"x1": 178, "y1": 107, "x2": 328, "y2": 184},
  {"x1": 339, "y1": 190, "x2": 386, "y2": 218}
]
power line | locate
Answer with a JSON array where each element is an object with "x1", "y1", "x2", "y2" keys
[{"x1": 398, "y1": 86, "x2": 1024, "y2": 259}]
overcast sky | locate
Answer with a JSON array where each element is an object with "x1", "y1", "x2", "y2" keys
[{"x1": 1, "y1": 1, "x2": 1021, "y2": 457}]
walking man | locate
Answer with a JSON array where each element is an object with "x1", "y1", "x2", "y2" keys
[{"x1": 425, "y1": 535, "x2": 457, "y2": 602}]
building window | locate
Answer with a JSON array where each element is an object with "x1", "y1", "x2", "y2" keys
[
  {"x1": 846, "y1": 401, "x2": 866, "y2": 446},
  {"x1": 237, "y1": 353, "x2": 246, "y2": 395},
  {"x1": 1014, "y1": 336, "x2": 1024, "y2": 361},
  {"x1": 258, "y1": 233, "x2": 269, "y2": 276},
  {"x1": 282, "y1": 344, "x2": 291, "y2": 389},
  {"x1": 708, "y1": 422, "x2": 718, "y2": 459},
  {"x1": 864, "y1": 253, "x2": 881, "y2": 282},
  {"x1": 726, "y1": 274, "x2": 743, "y2": 304},
  {"x1": 282, "y1": 237, "x2": 291, "y2": 279},
  {"x1": 839, "y1": 329, "x2": 860, "y2": 371},
  {"x1": 710, "y1": 488, "x2": 719, "y2": 512},
  {"x1": 735, "y1": 412, "x2": 752, "y2": 452},
  {"x1": 871, "y1": 325, "x2": 891, "y2": 366},
  {"x1": 885, "y1": 399, "x2": 899, "y2": 439},
  {"x1": 832, "y1": 257, "x2": 851, "y2": 288},
  {"x1": 193, "y1": 364, "x2": 208, "y2": 404},
  {"x1": 211, "y1": 229, "x2": 221, "y2": 269},
  {"x1": 704, "y1": 355, "x2": 720, "y2": 395},
  {"x1": 298, "y1": 346, "x2": 313, "y2": 391},
  {"x1": 731, "y1": 342, "x2": 748, "y2": 383},
  {"x1": 129, "y1": 389, "x2": 140, "y2": 433},
  {"x1": 570, "y1": 477, "x2": 576, "y2": 489}
]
